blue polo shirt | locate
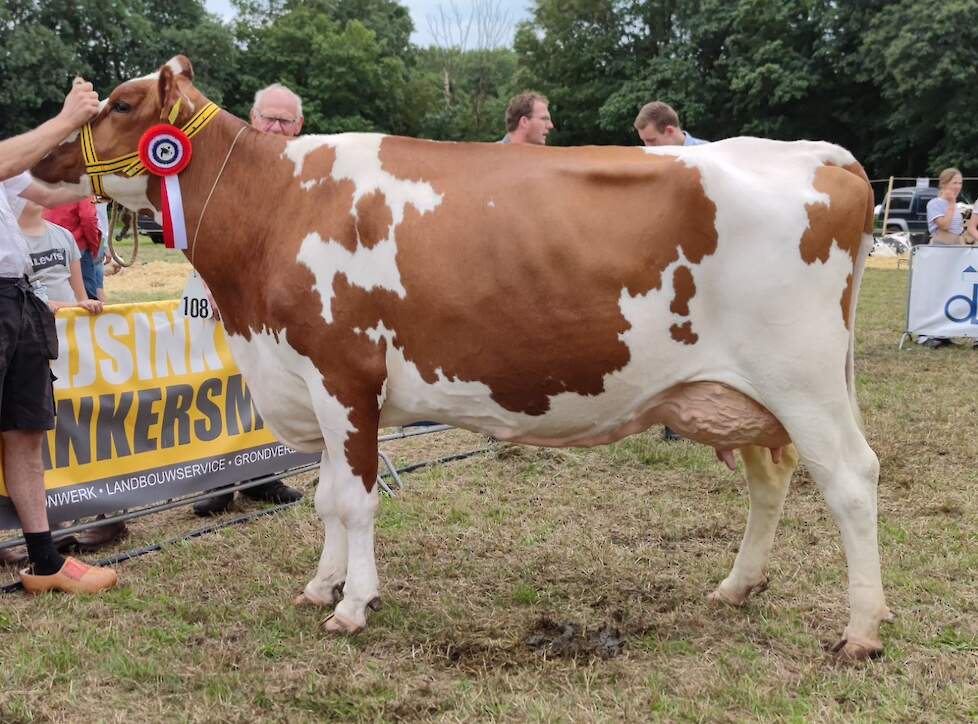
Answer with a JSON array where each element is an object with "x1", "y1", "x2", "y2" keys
[
  {"x1": 684, "y1": 132, "x2": 708, "y2": 146},
  {"x1": 926, "y1": 197, "x2": 963, "y2": 236}
]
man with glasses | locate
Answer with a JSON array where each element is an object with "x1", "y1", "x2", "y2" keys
[
  {"x1": 250, "y1": 83, "x2": 304, "y2": 137},
  {"x1": 500, "y1": 91, "x2": 554, "y2": 145},
  {"x1": 193, "y1": 83, "x2": 304, "y2": 516}
]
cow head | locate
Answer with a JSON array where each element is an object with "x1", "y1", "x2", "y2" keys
[{"x1": 32, "y1": 55, "x2": 208, "y2": 217}]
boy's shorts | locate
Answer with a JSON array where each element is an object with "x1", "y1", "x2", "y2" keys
[{"x1": 0, "y1": 277, "x2": 57, "y2": 432}]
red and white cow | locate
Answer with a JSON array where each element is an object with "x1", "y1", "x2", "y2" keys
[{"x1": 32, "y1": 57, "x2": 891, "y2": 658}]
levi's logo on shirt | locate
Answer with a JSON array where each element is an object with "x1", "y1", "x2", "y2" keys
[{"x1": 30, "y1": 249, "x2": 68, "y2": 272}]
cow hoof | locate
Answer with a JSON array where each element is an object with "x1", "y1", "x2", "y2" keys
[
  {"x1": 707, "y1": 588, "x2": 744, "y2": 607},
  {"x1": 321, "y1": 611, "x2": 363, "y2": 635},
  {"x1": 367, "y1": 596, "x2": 383, "y2": 612},
  {"x1": 294, "y1": 591, "x2": 331, "y2": 608},
  {"x1": 707, "y1": 576, "x2": 768, "y2": 607},
  {"x1": 828, "y1": 638, "x2": 884, "y2": 661}
]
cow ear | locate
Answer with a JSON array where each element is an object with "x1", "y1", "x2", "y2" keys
[
  {"x1": 167, "y1": 55, "x2": 194, "y2": 81},
  {"x1": 157, "y1": 65, "x2": 178, "y2": 121},
  {"x1": 157, "y1": 59, "x2": 195, "y2": 124}
]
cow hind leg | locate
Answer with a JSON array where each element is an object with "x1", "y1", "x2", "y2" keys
[
  {"x1": 772, "y1": 394, "x2": 891, "y2": 660},
  {"x1": 295, "y1": 451, "x2": 349, "y2": 609},
  {"x1": 709, "y1": 443, "x2": 799, "y2": 606}
]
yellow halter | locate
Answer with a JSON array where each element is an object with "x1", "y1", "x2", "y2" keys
[{"x1": 80, "y1": 101, "x2": 221, "y2": 199}]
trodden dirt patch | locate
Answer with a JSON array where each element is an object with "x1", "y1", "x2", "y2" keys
[
  {"x1": 104, "y1": 260, "x2": 191, "y2": 300},
  {"x1": 525, "y1": 616, "x2": 627, "y2": 660}
]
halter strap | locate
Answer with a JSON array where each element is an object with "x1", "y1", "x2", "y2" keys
[{"x1": 81, "y1": 102, "x2": 221, "y2": 199}]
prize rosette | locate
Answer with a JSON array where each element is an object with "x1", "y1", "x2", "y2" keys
[{"x1": 138, "y1": 125, "x2": 193, "y2": 249}]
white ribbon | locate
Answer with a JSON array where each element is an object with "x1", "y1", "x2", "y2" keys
[{"x1": 164, "y1": 175, "x2": 188, "y2": 250}]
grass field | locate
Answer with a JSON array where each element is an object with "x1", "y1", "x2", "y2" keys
[
  {"x1": 102, "y1": 235, "x2": 191, "y2": 302},
  {"x1": 1, "y1": 264, "x2": 976, "y2": 722}
]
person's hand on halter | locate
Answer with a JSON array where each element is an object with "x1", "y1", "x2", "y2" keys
[{"x1": 58, "y1": 77, "x2": 100, "y2": 130}]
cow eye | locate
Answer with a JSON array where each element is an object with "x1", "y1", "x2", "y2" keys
[{"x1": 112, "y1": 101, "x2": 131, "y2": 113}]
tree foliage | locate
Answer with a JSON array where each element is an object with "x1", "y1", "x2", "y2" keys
[
  {"x1": 413, "y1": 46, "x2": 516, "y2": 140},
  {"x1": 861, "y1": 0, "x2": 978, "y2": 175},
  {"x1": 514, "y1": 0, "x2": 633, "y2": 146},
  {"x1": 230, "y1": 1, "x2": 415, "y2": 132},
  {"x1": 0, "y1": 0, "x2": 235, "y2": 134}
]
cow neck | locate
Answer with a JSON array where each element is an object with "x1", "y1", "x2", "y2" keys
[{"x1": 159, "y1": 110, "x2": 281, "y2": 288}]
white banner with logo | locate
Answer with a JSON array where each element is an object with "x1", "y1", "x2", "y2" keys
[{"x1": 907, "y1": 245, "x2": 978, "y2": 339}]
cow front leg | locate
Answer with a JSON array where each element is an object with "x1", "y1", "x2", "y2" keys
[
  {"x1": 296, "y1": 452, "x2": 349, "y2": 609},
  {"x1": 321, "y1": 464, "x2": 380, "y2": 634},
  {"x1": 311, "y1": 406, "x2": 381, "y2": 635},
  {"x1": 709, "y1": 444, "x2": 798, "y2": 606}
]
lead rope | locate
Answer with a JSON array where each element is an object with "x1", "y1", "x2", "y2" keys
[
  {"x1": 107, "y1": 200, "x2": 139, "y2": 267},
  {"x1": 190, "y1": 125, "x2": 248, "y2": 271}
]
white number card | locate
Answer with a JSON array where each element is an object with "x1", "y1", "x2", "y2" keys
[{"x1": 180, "y1": 271, "x2": 214, "y2": 320}]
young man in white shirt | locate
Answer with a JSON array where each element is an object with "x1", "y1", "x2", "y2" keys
[{"x1": 0, "y1": 79, "x2": 117, "y2": 593}]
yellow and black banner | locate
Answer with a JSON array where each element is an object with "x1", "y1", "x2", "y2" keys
[{"x1": 0, "y1": 300, "x2": 318, "y2": 529}]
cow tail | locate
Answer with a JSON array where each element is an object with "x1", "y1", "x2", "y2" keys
[
  {"x1": 841, "y1": 161, "x2": 875, "y2": 434},
  {"x1": 846, "y1": 237, "x2": 872, "y2": 433}
]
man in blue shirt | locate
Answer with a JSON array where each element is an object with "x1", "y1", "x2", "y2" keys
[
  {"x1": 632, "y1": 101, "x2": 707, "y2": 439},
  {"x1": 634, "y1": 101, "x2": 708, "y2": 147}
]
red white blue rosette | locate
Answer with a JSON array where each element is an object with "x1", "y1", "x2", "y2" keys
[{"x1": 138, "y1": 125, "x2": 193, "y2": 250}]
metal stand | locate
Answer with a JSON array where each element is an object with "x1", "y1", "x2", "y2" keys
[
  {"x1": 899, "y1": 244, "x2": 918, "y2": 350},
  {"x1": 377, "y1": 451, "x2": 402, "y2": 495}
]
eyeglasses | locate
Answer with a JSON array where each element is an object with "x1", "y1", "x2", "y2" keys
[{"x1": 255, "y1": 112, "x2": 299, "y2": 127}]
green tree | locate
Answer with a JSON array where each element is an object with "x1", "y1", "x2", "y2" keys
[
  {"x1": 0, "y1": 0, "x2": 238, "y2": 136},
  {"x1": 0, "y1": 2, "x2": 78, "y2": 135},
  {"x1": 600, "y1": 0, "x2": 862, "y2": 145},
  {"x1": 598, "y1": 0, "x2": 733, "y2": 144},
  {"x1": 415, "y1": 46, "x2": 516, "y2": 140},
  {"x1": 518, "y1": 0, "x2": 922, "y2": 180},
  {"x1": 326, "y1": 0, "x2": 414, "y2": 56},
  {"x1": 231, "y1": 0, "x2": 418, "y2": 133},
  {"x1": 861, "y1": 0, "x2": 978, "y2": 175}
]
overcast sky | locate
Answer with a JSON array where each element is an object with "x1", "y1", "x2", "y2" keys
[{"x1": 203, "y1": 0, "x2": 532, "y2": 48}]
